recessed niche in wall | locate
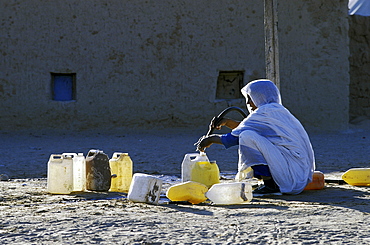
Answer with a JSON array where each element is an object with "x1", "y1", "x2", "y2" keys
[
  {"x1": 51, "y1": 73, "x2": 76, "y2": 101},
  {"x1": 216, "y1": 71, "x2": 244, "y2": 100}
]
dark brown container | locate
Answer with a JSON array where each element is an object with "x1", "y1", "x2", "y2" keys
[{"x1": 86, "y1": 149, "x2": 111, "y2": 191}]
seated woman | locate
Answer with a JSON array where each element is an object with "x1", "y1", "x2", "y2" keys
[{"x1": 197, "y1": 79, "x2": 315, "y2": 196}]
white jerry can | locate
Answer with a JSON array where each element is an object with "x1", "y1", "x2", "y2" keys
[
  {"x1": 127, "y1": 173, "x2": 163, "y2": 204},
  {"x1": 181, "y1": 152, "x2": 209, "y2": 182},
  {"x1": 206, "y1": 182, "x2": 253, "y2": 205},
  {"x1": 47, "y1": 154, "x2": 74, "y2": 194}
]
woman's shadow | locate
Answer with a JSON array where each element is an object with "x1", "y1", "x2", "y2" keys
[{"x1": 247, "y1": 184, "x2": 370, "y2": 214}]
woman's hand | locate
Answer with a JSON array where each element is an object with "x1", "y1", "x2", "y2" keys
[
  {"x1": 196, "y1": 136, "x2": 212, "y2": 152},
  {"x1": 195, "y1": 135, "x2": 222, "y2": 152},
  {"x1": 211, "y1": 117, "x2": 240, "y2": 130},
  {"x1": 210, "y1": 117, "x2": 228, "y2": 130}
]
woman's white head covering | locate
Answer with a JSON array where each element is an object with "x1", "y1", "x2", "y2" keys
[{"x1": 241, "y1": 79, "x2": 282, "y2": 107}]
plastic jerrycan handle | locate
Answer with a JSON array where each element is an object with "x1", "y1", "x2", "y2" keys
[
  {"x1": 63, "y1": 153, "x2": 76, "y2": 159},
  {"x1": 112, "y1": 152, "x2": 121, "y2": 159},
  {"x1": 192, "y1": 153, "x2": 209, "y2": 162},
  {"x1": 184, "y1": 153, "x2": 201, "y2": 162},
  {"x1": 50, "y1": 154, "x2": 63, "y2": 162},
  {"x1": 110, "y1": 152, "x2": 120, "y2": 179},
  {"x1": 77, "y1": 153, "x2": 85, "y2": 160},
  {"x1": 87, "y1": 149, "x2": 99, "y2": 157}
]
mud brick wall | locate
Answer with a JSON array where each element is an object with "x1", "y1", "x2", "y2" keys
[
  {"x1": 0, "y1": 0, "x2": 351, "y2": 131},
  {"x1": 0, "y1": 0, "x2": 264, "y2": 130},
  {"x1": 349, "y1": 15, "x2": 370, "y2": 120},
  {"x1": 277, "y1": 0, "x2": 350, "y2": 130}
]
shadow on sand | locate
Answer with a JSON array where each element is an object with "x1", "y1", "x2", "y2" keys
[
  {"x1": 57, "y1": 183, "x2": 369, "y2": 215},
  {"x1": 213, "y1": 184, "x2": 370, "y2": 214}
]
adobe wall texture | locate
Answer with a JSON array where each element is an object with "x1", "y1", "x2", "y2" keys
[
  {"x1": 278, "y1": 0, "x2": 350, "y2": 130},
  {"x1": 349, "y1": 15, "x2": 370, "y2": 121},
  {"x1": 0, "y1": 0, "x2": 351, "y2": 131},
  {"x1": 1, "y1": 0, "x2": 265, "y2": 130}
]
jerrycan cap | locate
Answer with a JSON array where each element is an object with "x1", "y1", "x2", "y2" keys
[{"x1": 197, "y1": 161, "x2": 212, "y2": 169}]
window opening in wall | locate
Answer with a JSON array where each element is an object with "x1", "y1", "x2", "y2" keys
[
  {"x1": 216, "y1": 71, "x2": 244, "y2": 100},
  {"x1": 51, "y1": 73, "x2": 76, "y2": 101}
]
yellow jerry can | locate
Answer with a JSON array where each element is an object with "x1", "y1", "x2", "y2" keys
[
  {"x1": 190, "y1": 161, "x2": 220, "y2": 188},
  {"x1": 341, "y1": 168, "x2": 370, "y2": 186},
  {"x1": 166, "y1": 181, "x2": 208, "y2": 204}
]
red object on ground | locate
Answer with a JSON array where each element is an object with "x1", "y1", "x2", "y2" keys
[{"x1": 304, "y1": 171, "x2": 325, "y2": 190}]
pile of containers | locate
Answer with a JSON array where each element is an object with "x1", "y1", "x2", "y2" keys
[
  {"x1": 47, "y1": 150, "x2": 133, "y2": 194},
  {"x1": 47, "y1": 149, "x2": 332, "y2": 206},
  {"x1": 166, "y1": 152, "x2": 253, "y2": 205},
  {"x1": 47, "y1": 149, "x2": 164, "y2": 205}
]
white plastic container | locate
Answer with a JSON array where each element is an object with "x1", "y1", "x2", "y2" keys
[
  {"x1": 62, "y1": 153, "x2": 86, "y2": 192},
  {"x1": 47, "y1": 154, "x2": 74, "y2": 194},
  {"x1": 127, "y1": 173, "x2": 163, "y2": 204},
  {"x1": 109, "y1": 152, "x2": 133, "y2": 193},
  {"x1": 206, "y1": 182, "x2": 253, "y2": 205},
  {"x1": 181, "y1": 152, "x2": 209, "y2": 182},
  {"x1": 74, "y1": 153, "x2": 86, "y2": 192}
]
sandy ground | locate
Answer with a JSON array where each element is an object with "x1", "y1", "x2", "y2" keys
[{"x1": 1, "y1": 121, "x2": 370, "y2": 244}]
